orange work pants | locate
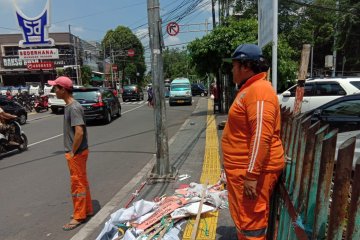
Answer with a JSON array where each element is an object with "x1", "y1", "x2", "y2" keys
[
  {"x1": 65, "y1": 149, "x2": 93, "y2": 220},
  {"x1": 225, "y1": 168, "x2": 280, "y2": 240}
]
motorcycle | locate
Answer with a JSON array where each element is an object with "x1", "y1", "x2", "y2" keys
[
  {"x1": 0, "y1": 121, "x2": 28, "y2": 153},
  {"x1": 34, "y1": 95, "x2": 49, "y2": 113}
]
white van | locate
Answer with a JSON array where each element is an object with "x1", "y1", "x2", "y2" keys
[{"x1": 169, "y1": 78, "x2": 192, "y2": 106}]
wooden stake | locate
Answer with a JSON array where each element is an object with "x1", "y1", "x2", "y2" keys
[
  {"x1": 293, "y1": 44, "x2": 311, "y2": 115},
  {"x1": 190, "y1": 181, "x2": 208, "y2": 240}
]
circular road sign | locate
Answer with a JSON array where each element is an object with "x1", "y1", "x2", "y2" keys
[
  {"x1": 127, "y1": 49, "x2": 135, "y2": 57},
  {"x1": 166, "y1": 22, "x2": 180, "y2": 36}
]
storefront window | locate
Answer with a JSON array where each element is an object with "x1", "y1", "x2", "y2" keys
[{"x1": 4, "y1": 46, "x2": 19, "y2": 56}]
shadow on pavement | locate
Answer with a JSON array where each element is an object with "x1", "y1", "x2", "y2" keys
[{"x1": 216, "y1": 225, "x2": 237, "y2": 239}]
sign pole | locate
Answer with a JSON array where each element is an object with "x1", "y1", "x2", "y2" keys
[{"x1": 272, "y1": 0, "x2": 278, "y2": 92}]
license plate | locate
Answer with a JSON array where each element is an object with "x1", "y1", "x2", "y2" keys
[{"x1": 177, "y1": 100, "x2": 184, "y2": 103}]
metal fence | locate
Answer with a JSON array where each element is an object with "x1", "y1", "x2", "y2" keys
[{"x1": 267, "y1": 107, "x2": 360, "y2": 240}]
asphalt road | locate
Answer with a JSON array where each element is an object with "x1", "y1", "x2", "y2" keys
[{"x1": 0, "y1": 96, "x2": 199, "y2": 240}]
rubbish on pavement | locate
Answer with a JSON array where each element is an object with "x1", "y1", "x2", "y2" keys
[
  {"x1": 190, "y1": 182, "x2": 207, "y2": 240},
  {"x1": 96, "y1": 180, "x2": 228, "y2": 240},
  {"x1": 124, "y1": 181, "x2": 147, "y2": 208},
  {"x1": 170, "y1": 202, "x2": 215, "y2": 219},
  {"x1": 178, "y1": 174, "x2": 191, "y2": 181}
]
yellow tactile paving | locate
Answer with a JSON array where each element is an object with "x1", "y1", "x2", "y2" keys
[{"x1": 182, "y1": 99, "x2": 221, "y2": 240}]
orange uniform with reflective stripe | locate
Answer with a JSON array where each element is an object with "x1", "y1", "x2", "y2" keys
[
  {"x1": 222, "y1": 72, "x2": 284, "y2": 239},
  {"x1": 222, "y1": 72, "x2": 284, "y2": 178},
  {"x1": 65, "y1": 149, "x2": 93, "y2": 220}
]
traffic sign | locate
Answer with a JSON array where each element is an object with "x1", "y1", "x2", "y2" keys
[
  {"x1": 127, "y1": 49, "x2": 135, "y2": 57},
  {"x1": 166, "y1": 22, "x2": 180, "y2": 36}
]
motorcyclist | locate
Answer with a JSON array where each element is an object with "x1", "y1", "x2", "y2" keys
[{"x1": 0, "y1": 107, "x2": 18, "y2": 143}]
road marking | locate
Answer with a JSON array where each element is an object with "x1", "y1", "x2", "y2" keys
[
  {"x1": 182, "y1": 99, "x2": 221, "y2": 240},
  {"x1": 28, "y1": 134, "x2": 63, "y2": 147},
  {"x1": 28, "y1": 104, "x2": 146, "y2": 147},
  {"x1": 121, "y1": 103, "x2": 146, "y2": 113}
]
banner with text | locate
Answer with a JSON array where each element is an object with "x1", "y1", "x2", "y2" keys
[{"x1": 18, "y1": 48, "x2": 59, "y2": 60}]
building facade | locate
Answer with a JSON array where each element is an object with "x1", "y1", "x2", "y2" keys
[{"x1": 0, "y1": 32, "x2": 101, "y2": 87}]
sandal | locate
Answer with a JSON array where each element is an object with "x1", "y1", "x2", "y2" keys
[
  {"x1": 62, "y1": 219, "x2": 84, "y2": 231},
  {"x1": 70, "y1": 213, "x2": 94, "y2": 219}
]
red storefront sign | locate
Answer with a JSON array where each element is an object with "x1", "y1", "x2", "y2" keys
[{"x1": 27, "y1": 62, "x2": 54, "y2": 70}]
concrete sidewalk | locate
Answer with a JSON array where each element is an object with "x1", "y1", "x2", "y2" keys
[{"x1": 71, "y1": 97, "x2": 235, "y2": 240}]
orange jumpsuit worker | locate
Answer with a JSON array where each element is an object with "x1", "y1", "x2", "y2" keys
[
  {"x1": 222, "y1": 44, "x2": 284, "y2": 240},
  {"x1": 48, "y1": 76, "x2": 93, "y2": 231}
]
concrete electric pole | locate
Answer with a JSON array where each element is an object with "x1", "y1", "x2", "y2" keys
[{"x1": 147, "y1": 0, "x2": 175, "y2": 182}]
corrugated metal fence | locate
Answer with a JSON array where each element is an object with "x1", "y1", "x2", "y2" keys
[{"x1": 267, "y1": 107, "x2": 360, "y2": 240}]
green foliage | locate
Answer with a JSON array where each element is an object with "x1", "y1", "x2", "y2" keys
[
  {"x1": 81, "y1": 65, "x2": 92, "y2": 86},
  {"x1": 163, "y1": 48, "x2": 199, "y2": 81},
  {"x1": 188, "y1": 18, "x2": 258, "y2": 76},
  {"x1": 263, "y1": 35, "x2": 298, "y2": 91},
  {"x1": 102, "y1": 26, "x2": 146, "y2": 85}
]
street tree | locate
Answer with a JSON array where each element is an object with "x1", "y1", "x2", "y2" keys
[
  {"x1": 102, "y1": 26, "x2": 146, "y2": 86},
  {"x1": 163, "y1": 48, "x2": 198, "y2": 81},
  {"x1": 188, "y1": 18, "x2": 258, "y2": 76},
  {"x1": 80, "y1": 65, "x2": 92, "y2": 86},
  {"x1": 188, "y1": 18, "x2": 298, "y2": 90}
]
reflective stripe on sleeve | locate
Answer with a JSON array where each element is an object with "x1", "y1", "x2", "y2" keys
[{"x1": 248, "y1": 100, "x2": 264, "y2": 173}]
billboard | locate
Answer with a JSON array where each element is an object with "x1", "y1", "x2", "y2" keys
[{"x1": 13, "y1": 0, "x2": 54, "y2": 48}]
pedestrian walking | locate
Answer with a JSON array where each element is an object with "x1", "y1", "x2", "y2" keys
[
  {"x1": 48, "y1": 76, "x2": 93, "y2": 231},
  {"x1": 221, "y1": 44, "x2": 284, "y2": 240},
  {"x1": 147, "y1": 86, "x2": 154, "y2": 107}
]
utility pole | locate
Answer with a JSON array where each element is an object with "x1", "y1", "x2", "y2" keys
[
  {"x1": 332, "y1": 0, "x2": 339, "y2": 77},
  {"x1": 69, "y1": 25, "x2": 79, "y2": 85},
  {"x1": 110, "y1": 42, "x2": 114, "y2": 88},
  {"x1": 211, "y1": 0, "x2": 216, "y2": 28},
  {"x1": 147, "y1": 0, "x2": 174, "y2": 182}
]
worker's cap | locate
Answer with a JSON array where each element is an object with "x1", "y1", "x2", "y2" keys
[
  {"x1": 223, "y1": 44, "x2": 264, "y2": 63},
  {"x1": 48, "y1": 76, "x2": 73, "y2": 89}
]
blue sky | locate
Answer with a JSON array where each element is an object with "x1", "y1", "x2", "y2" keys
[{"x1": 0, "y1": 0, "x2": 218, "y2": 55}]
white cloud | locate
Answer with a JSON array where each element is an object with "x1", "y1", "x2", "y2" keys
[
  {"x1": 5, "y1": 0, "x2": 47, "y2": 14},
  {"x1": 49, "y1": 24, "x2": 66, "y2": 32},
  {"x1": 165, "y1": 35, "x2": 180, "y2": 46},
  {"x1": 201, "y1": 1, "x2": 219, "y2": 13},
  {"x1": 134, "y1": 28, "x2": 148, "y2": 39}
]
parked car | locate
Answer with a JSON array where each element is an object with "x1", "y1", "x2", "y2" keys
[
  {"x1": 48, "y1": 85, "x2": 82, "y2": 113},
  {"x1": 278, "y1": 78, "x2": 360, "y2": 112},
  {"x1": 307, "y1": 93, "x2": 360, "y2": 133},
  {"x1": 191, "y1": 83, "x2": 208, "y2": 96},
  {"x1": 336, "y1": 130, "x2": 360, "y2": 170},
  {"x1": 122, "y1": 85, "x2": 144, "y2": 102},
  {"x1": 0, "y1": 96, "x2": 27, "y2": 125},
  {"x1": 73, "y1": 87, "x2": 121, "y2": 124},
  {"x1": 48, "y1": 92, "x2": 66, "y2": 113}
]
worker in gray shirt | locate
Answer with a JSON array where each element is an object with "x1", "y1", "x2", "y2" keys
[{"x1": 48, "y1": 76, "x2": 93, "y2": 231}]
